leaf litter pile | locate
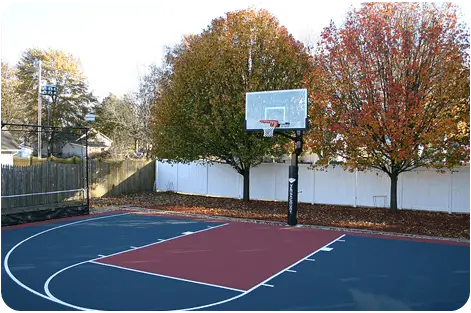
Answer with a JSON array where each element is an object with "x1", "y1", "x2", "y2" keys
[{"x1": 91, "y1": 191, "x2": 469, "y2": 240}]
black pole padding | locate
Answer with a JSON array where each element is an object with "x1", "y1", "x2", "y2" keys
[
  {"x1": 287, "y1": 130, "x2": 303, "y2": 226},
  {"x1": 287, "y1": 164, "x2": 299, "y2": 226}
]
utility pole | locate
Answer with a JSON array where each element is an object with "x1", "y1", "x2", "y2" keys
[{"x1": 37, "y1": 60, "x2": 42, "y2": 158}]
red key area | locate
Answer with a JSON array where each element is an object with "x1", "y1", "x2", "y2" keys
[{"x1": 96, "y1": 222, "x2": 343, "y2": 290}]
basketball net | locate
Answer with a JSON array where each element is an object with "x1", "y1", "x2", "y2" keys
[{"x1": 259, "y1": 120, "x2": 279, "y2": 137}]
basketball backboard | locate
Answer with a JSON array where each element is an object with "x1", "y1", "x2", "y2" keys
[{"x1": 245, "y1": 89, "x2": 308, "y2": 131}]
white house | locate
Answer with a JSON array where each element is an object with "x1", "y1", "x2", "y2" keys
[
  {"x1": 61, "y1": 128, "x2": 113, "y2": 158},
  {"x1": 61, "y1": 142, "x2": 87, "y2": 158},
  {"x1": 1, "y1": 130, "x2": 21, "y2": 165},
  {"x1": 18, "y1": 143, "x2": 34, "y2": 158}
]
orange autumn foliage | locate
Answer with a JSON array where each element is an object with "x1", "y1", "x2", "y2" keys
[{"x1": 306, "y1": 3, "x2": 469, "y2": 211}]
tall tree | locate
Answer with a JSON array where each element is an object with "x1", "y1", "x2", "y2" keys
[
  {"x1": 1, "y1": 61, "x2": 29, "y2": 123},
  {"x1": 94, "y1": 93, "x2": 137, "y2": 159},
  {"x1": 151, "y1": 9, "x2": 313, "y2": 201},
  {"x1": 133, "y1": 64, "x2": 167, "y2": 158},
  {"x1": 307, "y1": 3, "x2": 470, "y2": 211},
  {"x1": 15, "y1": 48, "x2": 96, "y2": 127}
]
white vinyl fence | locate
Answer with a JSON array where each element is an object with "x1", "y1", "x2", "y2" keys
[{"x1": 155, "y1": 161, "x2": 470, "y2": 213}]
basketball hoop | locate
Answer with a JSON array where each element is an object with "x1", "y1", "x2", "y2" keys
[{"x1": 259, "y1": 120, "x2": 279, "y2": 137}]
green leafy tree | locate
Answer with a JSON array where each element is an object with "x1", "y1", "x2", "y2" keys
[
  {"x1": 151, "y1": 9, "x2": 313, "y2": 201},
  {"x1": 133, "y1": 64, "x2": 168, "y2": 158},
  {"x1": 15, "y1": 48, "x2": 96, "y2": 127},
  {"x1": 1, "y1": 61, "x2": 29, "y2": 123},
  {"x1": 94, "y1": 93, "x2": 137, "y2": 159}
]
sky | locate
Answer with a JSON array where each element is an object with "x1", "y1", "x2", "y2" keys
[{"x1": 1, "y1": 0, "x2": 470, "y2": 101}]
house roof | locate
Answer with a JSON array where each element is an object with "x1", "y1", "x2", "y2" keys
[
  {"x1": 1, "y1": 130, "x2": 21, "y2": 151},
  {"x1": 64, "y1": 142, "x2": 82, "y2": 147},
  {"x1": 77, "y1": 128, "x2": 113, "y2": 144},
  {"x1": 93, "y1": 130, "x2": 113, "y2": 143},
  {"x1": 56, "y1": 128, "x2": 112, "y2": 149},
  {"x1": 64, "y1": 141, "x2": 109, "y2": 148},
  {"x1": 54, "y1": 131, "x2": 83, "y2": 144}
]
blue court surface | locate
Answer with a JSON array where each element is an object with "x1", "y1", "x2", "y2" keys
[{"x1": 1, "y1": 211, "x2": 469, "y2": 310}]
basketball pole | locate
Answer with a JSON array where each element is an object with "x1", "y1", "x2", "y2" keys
[
  {"x1": 276, "y1": 129, "x2": 303, "y2": 226},
  {"x1": 246, "y1": 89, "x2": 308, "y2": 226},
  {"x1": 287, "y1": 130, "x2": 303, "y2": 226}
]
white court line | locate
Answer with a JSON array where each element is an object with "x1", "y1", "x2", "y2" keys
[
  {"x1": 286, "y1": 269, "x2": 297, "y2": 273},
  {"x1": 44, "y1": 260, "x2": 98, "y2": 310},
  {"x1": 320, "y1": 247, "x2": 333, "y2": 252},
  {"x1": 3, "y1": 212, "x2": 131, "y2": 310},
  {"x1": 177, "y1": 234, "x2": 346, "y2": 311},
  {"x1": 262, "y1": 284, "x2": 274, "y2": 288},
  {"x1": 93, "y1": 223, "x2": 229, "y2": 261},
  {"x1": 338, "y1": 239, "x2": 346, "y2": 242},
  {"x1": 130, "y1": 246, "x2": 138, "y2": 249},
  {"x1": 97, "y1": 255, "x2": 106, "y2": 257},
  {"x1": 305, "y1": 258, "x2": 315, "y2": 262},
  {"x1": 89, "y1": 260, "x2": 245, "y2": 293},
  {"x1": 43, "y1": 222, "x2": 230, "y2": 310}
]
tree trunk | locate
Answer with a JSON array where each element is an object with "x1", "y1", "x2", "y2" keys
[
  {"x1": 389, "y1": 172, "x2": 399, "y2": 213},
  {"x1": 242, "y1": 168, "x2": 250, "y2": 202}
]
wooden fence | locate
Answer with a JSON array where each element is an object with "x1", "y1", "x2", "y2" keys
[
  {"x1": 89, "y1": 159, "x2": 155, "y2": 197},
  {"x1": 1, "y1": 159, "x2": 155, "y2": 211},
  {"x1": 13, "y1": 156, "x2": 48, "y2": 167},
  {"x1": 1, "y1": 162, "x2": 86, "y2": 211}
]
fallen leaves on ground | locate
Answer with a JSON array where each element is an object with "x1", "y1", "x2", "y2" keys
[{"x1": 91, "y1": 191, "x2": 470, "y2": 239}]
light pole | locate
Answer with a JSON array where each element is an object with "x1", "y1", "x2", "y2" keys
[
  {"x1": 41, "y1": 84, "x2": 57, "y2": 157},
  {"x1": 41, "y1": 84, "x2": 57, "y2": 126},
  {"x1": 37, "y1": 60, "x2": 42, "y2": 158}
]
